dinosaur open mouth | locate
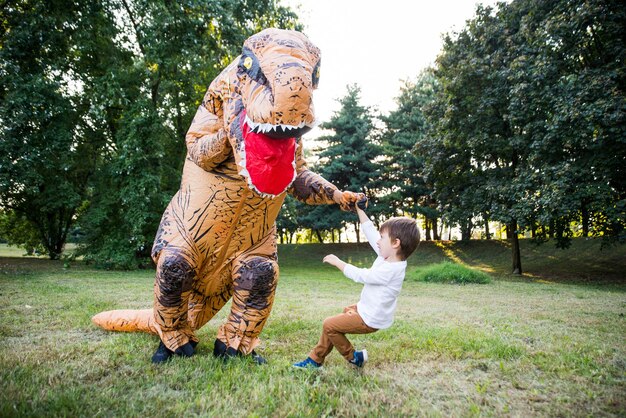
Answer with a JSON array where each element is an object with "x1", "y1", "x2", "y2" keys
[
  {"x1": 245, "y1": 115, "x2": 313, "y2": 139},
  {"x1": 238, "y1": 111, "x2": 300, "y2": 196}
]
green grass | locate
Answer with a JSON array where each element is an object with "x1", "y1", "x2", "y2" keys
[
  {"x1": 409, "y1": 261, "x2": 492, "y2": 284},
  {"x1": 0, "y1": 239, "x2": 625, "y2": 416}
]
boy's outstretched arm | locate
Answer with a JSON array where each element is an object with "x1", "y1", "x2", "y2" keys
[
  {"x1": 325, "y1": 253, "x2": 392, "y2": 285},
  {"x1": 323, "y1": 254, "x2": 347, "y2": 272}
]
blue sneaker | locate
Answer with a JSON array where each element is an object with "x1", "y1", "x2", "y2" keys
[
  {"x1": 349, "y1": 349, "x2": 368, "y2": 368},
  {"x1": 293, "y1": 357, "x2": 322, "y2": 369}
]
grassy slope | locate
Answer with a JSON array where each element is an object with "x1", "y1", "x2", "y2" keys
[
  {"x1": 0, "y1": 239, "x2": 624, "y2": 417},
  {"x1": 278, "y1": 238, "x2": 626, "y2": 282}
]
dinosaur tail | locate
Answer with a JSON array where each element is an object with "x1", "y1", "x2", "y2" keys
[{"x1": 91, "y1": 309, "x2": 158, "y2": 334}]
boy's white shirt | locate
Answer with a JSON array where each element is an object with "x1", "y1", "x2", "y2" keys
[{"x1": 342, "y1": 220, "x2": 406, "y2": 329}]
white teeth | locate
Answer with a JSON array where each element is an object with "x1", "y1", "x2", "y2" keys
[{"x1": 244, "y1": 114, "x2": 316, "y2": 132}]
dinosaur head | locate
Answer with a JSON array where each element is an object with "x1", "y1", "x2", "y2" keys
[{"x1": 230, "y1": 28, "x2": 321, "y2": 197}]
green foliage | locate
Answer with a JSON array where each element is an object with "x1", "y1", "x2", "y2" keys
[
  {"x1": 0, "y1": 1, "x2": 120, "y2": 259},
  {"x1": 317, "y1": 85, "x2": 381, "y2": 195},
  {"x1": 0, "y1": 211, "x2": 45, "y2": 255},
  {"x1": 79, "y1": 0, "x2": 302, "y2": 268},
  {"x1": 409, "y1": 261, "x2": 491, "y2": 284},
  {"x1": 422, "y1": 0, "x2": 626, "y2": 271},
  {"x1": 3, "y1": 0, "x2": 624, "y2": 267}
]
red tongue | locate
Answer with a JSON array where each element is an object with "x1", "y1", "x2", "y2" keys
[{"x1": 240, "y1": 112, "x2": 296, "y2": 195}]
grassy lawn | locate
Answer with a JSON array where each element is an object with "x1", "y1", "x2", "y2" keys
[{"x1": 0, "y1": 239, "x2": 624, "y2": 416}]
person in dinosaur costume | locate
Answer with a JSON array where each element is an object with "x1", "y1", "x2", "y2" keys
[{"x1": 92, "y1": 28, "x2": 363, "y2": 364}]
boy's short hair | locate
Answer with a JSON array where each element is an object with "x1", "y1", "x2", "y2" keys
[{"x1": 380, "y1": 217, "x2": 420, "y2": 260}]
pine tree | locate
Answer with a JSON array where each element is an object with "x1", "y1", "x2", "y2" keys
[{"x1": 302, "y1": 85, "x2": 381, "y2": 242}]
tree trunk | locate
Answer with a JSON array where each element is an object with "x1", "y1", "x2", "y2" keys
[
  {"x1": 581, "y1": 204, "x2": 589, "y2": 237},
  {"x1": 424, "y1": 218, "x2": 432, "y2": 241},
  {"x1": 35, "y1": 209, "x2": 72, "y2": 260},
  {"x1": 509, "y1": 220, "x2": 522, "y2": 274},
  {"x1": 483, "y1": 214, "x2": 491, "y2": 240},
  {"x1": 432, "y1": 218, "x2": 440, "y2": 240},
  {"x1": 555, "y1": 219, "x2": 564, "y2": 242},
  {"x1": 460, "y1": 218, "x2": 473, "y2": 241},
  {"x1": 354, "y1": 221, "x2": 360, "y2": 243},
  {"x1": 315, "y1": 230, "x2": 323, "y2": 243}
]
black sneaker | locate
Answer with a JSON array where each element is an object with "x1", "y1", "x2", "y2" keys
[
  {"x1": 249, "y1": 350, "x2": 267, "y2": 365},
  {"x1": 174, "y1": 342, "x2": 195, "y2": 357},
  {"x1": 213, "y1": 338, "x2": 229, "y2": 359},
  {"x1": 151, "y1": 341, "x2": 172, "y2": 364},
  {"x1": 151, "y1": 341, "x2": 194, "y2": 364},
  {"x1": 213, "y1": 339, "x2": 266, "y2": 364}
]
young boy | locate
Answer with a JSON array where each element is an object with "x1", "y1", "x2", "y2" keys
[{"x1": 293, "y1": 204, "x2": 420, "y2": 369}]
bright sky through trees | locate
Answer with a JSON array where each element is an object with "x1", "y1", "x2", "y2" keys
[{"x1": 284, "y1": 0, "x2": 508, "y2": 135}]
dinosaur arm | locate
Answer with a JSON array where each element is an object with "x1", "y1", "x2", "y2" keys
[
  {"x1": 288, "y1": 141, "x2": 361, "y2": 210},
  {"x1": 185, "y1": 70, "x2": 233, "y2": 171},
  {"x1": 288, "y1": 142, "x2": 366, "y2": 210}
]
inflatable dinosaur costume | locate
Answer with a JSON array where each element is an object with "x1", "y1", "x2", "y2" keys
[{"x1": 92, "y1": 28, "x2": 362, "y2": 363}]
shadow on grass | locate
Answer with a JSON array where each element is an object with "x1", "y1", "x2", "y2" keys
[{"x1": 430, "y1": 239, "x2": 626, "y2": 285}]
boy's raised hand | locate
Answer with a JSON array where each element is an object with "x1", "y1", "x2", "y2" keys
[{"x1": 356, "y1": 195, "x2": 368, "y2": 210}]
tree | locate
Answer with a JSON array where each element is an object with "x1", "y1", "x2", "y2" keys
[
  {"x1": 305, "y1": 85, "x2": 381, "y2": 242},
  {"x1": 423, "y1": 0, "x2": 626, "y2": 273},
  {"x1": 507, "y1": 0, "x2": 626, "y2": 247},
  {"x1": 0, "y1": 0, "x2": 125, "y2": 259},
  {"x1": 426, "y1": 3, "x2": 544, "y2": 272},
  {"x1": 380, "y1": 70, "x2": 438, "y2": 239}
]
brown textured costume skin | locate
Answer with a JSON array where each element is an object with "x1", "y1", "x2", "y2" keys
[{"x1": 91, "y1": 29, "x2": 361, "y2": 355}]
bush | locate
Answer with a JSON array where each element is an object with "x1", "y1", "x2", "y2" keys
[{"x1": 409, "y1": 261, "x2": 491, "y2": 284}]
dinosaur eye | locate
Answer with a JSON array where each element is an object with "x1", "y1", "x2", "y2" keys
[
  {"x1": 239, "y1": 47, "x2": 268, "y2": 86},
  {"x1": 312, "y1": 60, "x2": 321, "y2": 88}
]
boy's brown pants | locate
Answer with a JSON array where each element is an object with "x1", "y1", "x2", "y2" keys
[{"x1": 309, "y1": 304, "x2": 377, "y2": 364}]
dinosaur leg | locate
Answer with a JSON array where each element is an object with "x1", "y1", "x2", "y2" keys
[
  {"x1": 152, "y1": 246, "x2": 198, "y2": 352},
  {"x1": 188, "y1": 269, "x2": 234, "y2": 331},
  {"x1": 216, "y1": 255, "x2": 279, "y2": 356}
]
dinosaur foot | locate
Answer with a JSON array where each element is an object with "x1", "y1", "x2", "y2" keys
[
  {"x1": 213, "y1": 339, "x2": 267, "y2": 365},
  {"x1": 151, "y1": 340, "x2": 195, "y2": 364}
]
